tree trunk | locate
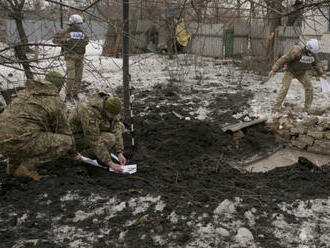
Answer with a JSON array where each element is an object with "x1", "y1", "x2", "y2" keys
[
  {"x1": 12, "y1": 10, "x2": 33, "y2": 80},
  {"x1": 287, "y1": 1, "x2": 303, "y2": 27},
  {"x1": 266, "y1": 1, "x2": 283, "y2": 64},
  {"x1": 102, "y1": 21, "x2": 121, "y2": 57}
]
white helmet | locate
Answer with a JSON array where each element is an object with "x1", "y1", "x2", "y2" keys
[
  {"x1": 306, "y1": 39, "x2": 321, "y2": 53},
  {"x1": 69, "y1": 14, "x2": 83, "y2": 25}
]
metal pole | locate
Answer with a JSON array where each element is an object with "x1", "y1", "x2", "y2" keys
[
  {"x1": 123, "y1": 0, "x2": 135, "y2": 149},
  {"x1": 60, "y1": 0, "x2": 63, "y2": 28},
  {"x1": 123, "y1": 0, "x2": 130, "y2": 122}
]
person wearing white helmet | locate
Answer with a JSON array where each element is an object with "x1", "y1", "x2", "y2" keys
[
  {"x1": 52, "y1": 14, "x2": 89, "y2": 101},
  {"x1": 69, "y1": 14, "x2": 83, "y2": 25},
  {"x1": 269, "y1": 39, "x2": 326, "y2": 112}
]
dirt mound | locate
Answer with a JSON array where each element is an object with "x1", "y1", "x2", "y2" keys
[{"x1": 1, "y1": 83, "x2": 330, "y2": 247}]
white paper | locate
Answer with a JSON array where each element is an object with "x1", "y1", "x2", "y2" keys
[
  {"x1": 111, "y1": 153, "x2": 119, "y2": 161},
  {"x1": 81, "y1": 155, "x2": 137, "y2": 174},
  {"x1": 320, "y1": 77, "x2": 330, "y2": 93}
]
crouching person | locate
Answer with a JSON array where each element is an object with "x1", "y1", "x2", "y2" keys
[
  {"x1": 69, "y1": 93, "x2": 126, "y2": 173},
  {"x1": 0, "y1": 72, "x2": 77, "y2": 181}
]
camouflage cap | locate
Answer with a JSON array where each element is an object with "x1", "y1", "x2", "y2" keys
[
  {"x1": 104, "y1": 97, "x2": 122, "y2": 115},
  {"x1": 45, "y1": 71, "x2": 65, "y2": 91}
]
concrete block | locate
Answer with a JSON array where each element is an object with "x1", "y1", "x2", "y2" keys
[{"x1": 307, "y1": 131, "x2": 324, "y2": 139}]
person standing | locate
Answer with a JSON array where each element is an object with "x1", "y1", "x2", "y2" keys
[
  {"x1": 269, "y1": 39, "x2": 326, "y2": 111},
  {"x1": 53, "y1": 14, "x2": 89, "y2": 100}
]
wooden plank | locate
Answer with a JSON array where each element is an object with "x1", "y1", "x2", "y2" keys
[{"x1": 222, "y1": 118, "x2": 268, "y2": 132}]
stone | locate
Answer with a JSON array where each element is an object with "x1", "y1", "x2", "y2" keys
[
  {"x1": 291, "y1": 140, "x2": 307, "y2": 149},
  {"x1": 307, "y1": 144, "x2": 330, "y2": 155},
  {"x1": 302, "y1": 117, "x2": 318, "y2": 127},
  {"x1": 297, "y1": 135, "x2": 314, "y2": 146},
  {"x1": 0, "y1": 94, "x2": 6, "y2": 113},
  {"x1": 279, "y1": 117, "x2": 292, "y2": 128},
  {"x1": 314, "y1": 140, "x2": 330, "y2": 149},
  {"x1": 290, "y1": 127, "x2": 306, "y2": 135},
  {"x1": 277, "y1": 130, "x2": 291, "y2": 139},
  {"x1": 318, "y1": 119, "x2": 329, "y2": 129},
  {"x1": 324, "y1": 132, "x2": 330, "y2": 140},
  {"x1": 214, "y1": 199, "x2": 236, "y2": 215},
  {"x1": 215, "y1": 227, "x2": 230, "y2": 237},
  {"x1": 234, "y1": 227, "x2": 254, "y2": 245},
  {"x1": 307, "y1": 131, "x2": 324, "y2": 139}
]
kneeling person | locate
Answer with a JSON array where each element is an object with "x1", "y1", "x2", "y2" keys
[
  {"x1": 0, "y1": 72, "x2": 77, "y2": 181},
  {"x1": 70, "y1": 93, "x2": 126, "y2": 173}
]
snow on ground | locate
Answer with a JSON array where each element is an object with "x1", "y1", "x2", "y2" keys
[
  {"x1": 13, "y1": 188, "x2": 330, "y2": 247},
  {"x1": 3, "y1": 40, "x2": 330, "y2": 122},
  {"x1": 2, "y1": 40, "x2": 330, "y2": 247}
]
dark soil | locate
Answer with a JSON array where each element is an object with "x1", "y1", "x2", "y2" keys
[{"x1": 1, "y1": 82, "x2": 330, "y2": 248}]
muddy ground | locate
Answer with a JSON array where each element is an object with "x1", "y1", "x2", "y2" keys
[{"x1": 1, "y1": 78, "x2": 330, "y2": 248}]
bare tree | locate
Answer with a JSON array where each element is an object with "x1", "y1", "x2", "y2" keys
[
  {"x1": 0, "y1": 0, "x2": 33, "y2": 80},
  {"x1": 264, "y1": 0, "x2": 284, "y2": 62},
  {"x1": 287, "y1": 0, "x2": 303, "y2": 27}
]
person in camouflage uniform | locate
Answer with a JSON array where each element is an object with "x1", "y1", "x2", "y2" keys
[
  {"x1": 0, "y1": 72, "x2": 77, "y2": 181},
  {"x1": 269, "y1": 39, "x2": 327, "y2": 111},
  {"x1": 52, "y1": 14, "x2": 89, "y2": 100},
  {"x1": 70, "y1": 93, "x2": 126, "y2": 173}
]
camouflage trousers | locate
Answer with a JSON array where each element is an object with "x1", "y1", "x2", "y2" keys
[
  {"x1": 65, "y1": 58, "x2": 84, "y2": 97},
  {"x1": 0, "y1": 132, "x2": 74, "y2": 169},
  {"x1": 273, "y1": 71, "x2": 313, "y2": 110},
  {"x1": 75, "y1": 132, "x2": 116, "y2": 160}
]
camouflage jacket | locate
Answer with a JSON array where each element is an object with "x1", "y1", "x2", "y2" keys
[
  {"x1": 52, "y1": 25, "x2": 89, "y2": 60},
  {"x1": 0, "y1": 80, "x2": 73, "y2": 144},
  {"x1": 272, "y1": 44, "x2": 324, "y2": 76},
  {"x1": 70, "y1": 93, "x2": 124, "y2": 165}
]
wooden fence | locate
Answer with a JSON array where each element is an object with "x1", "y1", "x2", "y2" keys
[
  {"x1": 185, "y1": 23, "x2": 299, "y2": 59},
  {"x1": 274, "y1": 26, "x2": 300, "y2": 59},
  {"x1": 4, "y1": 18, "x2": 300, "y2": 59},
  {"x1": 186, "y1": 23, "x2": 224, "y2": 57}
]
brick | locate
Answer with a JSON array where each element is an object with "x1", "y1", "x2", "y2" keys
[
  {"x1": 297, "y1": 135, "x2": 314, "y2": 145},
  {"x1": 290, "y1": 127, "x2": 307, "y2": 135},
  {"x1": 307, "y1": 131, "x2": 324, "y2": 139}
]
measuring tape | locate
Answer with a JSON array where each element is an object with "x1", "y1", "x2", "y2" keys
[{"x1": 129, "y1": 85, "x2": 135, "y2": 150}]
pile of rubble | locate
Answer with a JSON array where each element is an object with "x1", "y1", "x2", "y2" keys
[{"x1": 276, "y1": 115, "x2": 330, "y2": 155}]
